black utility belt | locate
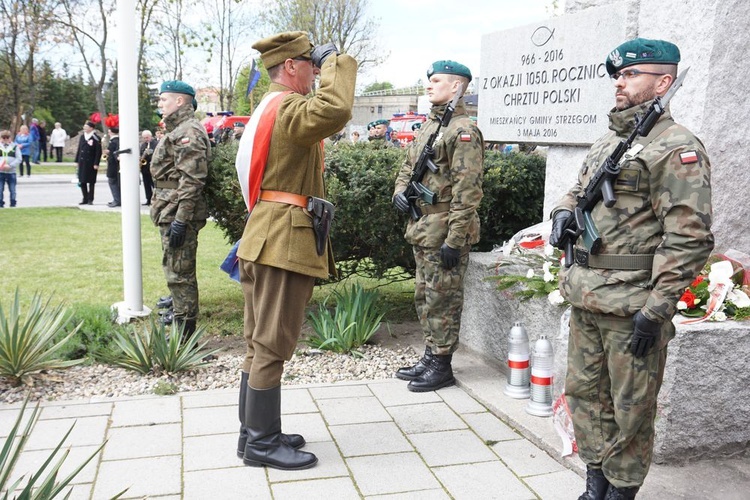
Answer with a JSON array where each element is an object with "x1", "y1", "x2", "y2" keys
[{"x1": 574, "y1": 247, "x2": 654, "y2": 270}]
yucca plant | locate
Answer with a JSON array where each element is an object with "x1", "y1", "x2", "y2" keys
[
  {"x1": 306, "y1": 284, "x2": 385, "y2": 357},
  {"x1": 111, "y1": 318, "x2": 221, "y2": 375},
  {"x1": 0, "y1": 395, "x2": 119, "y2": 500},
  {"x1": 0, "y1": 290, "x2": 84, "y2": 386}
]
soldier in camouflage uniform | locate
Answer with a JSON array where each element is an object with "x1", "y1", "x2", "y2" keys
[
  {"x1": 150, "y1": 80, "x2": 210, "y2": 337},
  {"x1": 549, "y1": 39, "x2": 713, "y2": 500},
  {"x1": 393, "y1": 60, "x2": 484, "y2": 392}
]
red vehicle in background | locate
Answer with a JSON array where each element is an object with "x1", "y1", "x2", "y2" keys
[
  {"x1": 389, "y1": 112, "x2": 427, "y2": 148},
  {"x1": 201, "y1": 112, "x2": 250, "y2": 141}
]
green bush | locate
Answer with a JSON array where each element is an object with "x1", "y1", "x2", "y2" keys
[
  {"x1": 204, "y1": 140, "x2": 246, "y2": 243},
  {"x1": 476, "y1": 151, "x2": 547, "y2": 251},
  {"x1": 306, "y1": 284, "x2": 385, "y2": 357},
  {"x1": 54, "y1": 304, "x2": 125, "y2": 362},
  {"x1": 205, "y1": 141, "x2": 546, "y2": 277},
  {"x1": 0, "y1": 290, "x2": 83, "y2": 385}
]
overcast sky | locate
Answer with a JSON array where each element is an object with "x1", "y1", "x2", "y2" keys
[{"x1": 359, "y1": 0, "x2": 558, "y2": 89}]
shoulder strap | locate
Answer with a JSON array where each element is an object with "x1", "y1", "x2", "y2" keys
[{"x1": 234, "y1": 91, "x2": 292, "y2": 212}]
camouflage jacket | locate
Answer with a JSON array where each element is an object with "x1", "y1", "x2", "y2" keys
[
  {"x1": 150, "y1": 103, "x2": 210, "y2": 225},
  {"x1": 394, "y1": 100, "x2": 484, "y2": 249},
  {"x1": 554, "y1": 101, "x2": 714, "y2": 322}
]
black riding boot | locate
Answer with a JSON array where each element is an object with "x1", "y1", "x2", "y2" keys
[
  {"x1": 242, "y1": 385, "x2": 316, "y2": 470},
  {"x1": 395, "y1": 346, "x2": 433, "y2": 381},
  {"x1": 237, "y1": 373, "x2": 305, "y2": 458},
  {"x1": 407, "y1": 354, "x2": 455, "y2": 392},
  {"x1": 604, "y1": 486, "x2": 639, "y2": 500},
  {"x1": 578, "y1": 467, "x2": 610, "y2": 500}
]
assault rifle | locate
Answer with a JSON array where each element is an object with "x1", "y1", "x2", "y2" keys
[
  {"x1": 403, "y1": 83, "x2": 463, "y2": 220},
  {"x1": 554, "y1": 68, "x2": 689, "y2": 267}
]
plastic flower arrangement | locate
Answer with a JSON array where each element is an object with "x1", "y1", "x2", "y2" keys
[
  {"x1": 489, "y1": 238, "x2": 567, "y2": 307},
  {"x1": 678, "y1": 256, "x2": 750, "y2": 323}
]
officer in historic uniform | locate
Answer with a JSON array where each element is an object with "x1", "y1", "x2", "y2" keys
[
  {"x1": 549, "y1": 39, "x2": 713, "y2": 500},
  {"x1": 150, "y1": 80, "x2": 210, "y2": 337},
  {"x1": 392, "y1": 60, "x2": 484, "y2": 392},
  {"x1": 234, "y1": 31, "x2": 356, "y2": 470}
]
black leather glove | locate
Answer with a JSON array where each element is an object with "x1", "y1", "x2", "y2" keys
[
  {"x1": 631, "y1": 311, "x2": 661, "y2": 358},
  {"x1": 311, "y1": 42, "x2": 339, "y2": 68},
  {"x1": 167, "y1": 220, "x2": 187, "y2": 248},
  {"x1": 440, "y1": 243, "x2": 461, "y2": 270},
  {"x1": 549, "y1": 209, "x2": 572, "y2": 248},
  {"x1": 393, "y1": 192, "x2": 410, "y2": 213}
]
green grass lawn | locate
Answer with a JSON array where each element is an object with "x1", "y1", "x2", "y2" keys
[
  {"x1": 0, "y1": 208, "x2": 415, "y2": 338},
  {"x1": 32, "y1": 162, "x2": 78, "y2": 175}
]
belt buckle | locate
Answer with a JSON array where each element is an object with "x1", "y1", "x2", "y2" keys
[{"x1": 574, "y1": 248, "x2": 589, "y2": 267}]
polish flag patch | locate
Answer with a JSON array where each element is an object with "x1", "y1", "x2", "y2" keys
[
  {"x1": 679, "y1": 151, "x2": 698, "y2": 164},
  {"x1": 180, "y1": 137, "x2": 191, "y2": 144},
  {"x1": 460, "y1": 133, "x2": 472, "y2": 142}
]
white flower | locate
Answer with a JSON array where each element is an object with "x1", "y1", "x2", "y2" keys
[
  {"x1": 548, "y1": 289, "x2": 564, "y2": 306},
  {"x1": 676, "y1": 301, "x2": 688, "y2": 311},
  {"x1": 708, "y1": 260, "x2": 734, "y2": 291},
  {"x1": 526, "y1": 269, "x2": 535, "y2": 279},
  {"x1": 544, "y1": 244, "x2": 555, "y2": 257},
  {"x1": 712, "y1": 311, "x2": 727, "y2": 322},
  {"x1": 728, "y1": 289, "x2": 750, "y2": 308},
  {"x1": 542, "y1": 262, "x2": 555, "y2": 282}
]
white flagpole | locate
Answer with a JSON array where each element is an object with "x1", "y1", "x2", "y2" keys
[{"x1": 113, "y1": 0, "x2": 150, "y2": 322}]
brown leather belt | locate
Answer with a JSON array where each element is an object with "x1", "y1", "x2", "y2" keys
[
  {"x1": 420, "y1": 202, "x2": 450, "y2": 215},
  {"x1": 259, "y1": 190, "x2": 308, "y2": 208},
  {"x1": 155, "y1": 180, "x2": 178, "y2": 189}
]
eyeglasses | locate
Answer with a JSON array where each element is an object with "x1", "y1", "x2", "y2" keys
[{"x1": 610, "y1": 69, "x2": 667, "y2": 81}]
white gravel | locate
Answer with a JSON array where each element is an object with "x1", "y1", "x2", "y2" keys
[{"x1": 0, "y1": 344, "x2": 421, "y2": 404}]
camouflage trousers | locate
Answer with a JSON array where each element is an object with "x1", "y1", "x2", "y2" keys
[
  {"x1": 413, "y1": 245, "x2": 470, "y2": 355},
  {"x1": 159, "y1": 220, "x2": 206, "y2": 321},
  {"x1": 565, "y1": 307, "x2": 673, "y2": 488}
]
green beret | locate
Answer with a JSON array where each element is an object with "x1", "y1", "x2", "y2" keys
[
  {"x1": 427, "y1": 60, "x2": 472, "y2": 81},
  {"x1": 411, "y1": 122, "x2": 421, "y2": 131},
  {"x1": 252, "y1": 31, "x2": 313, "y2": 69},
  {"x1": 160, "y1": 80, "x2": 196, "y2": 97},
  {"x1": 606, "y1": 38, "x2": 680, "y2": 76},
  {"x1": 367, "y1": 121, "x2": 375, "y2": 130},
  {"x1": 373, "y1": 119, "x2": 389, "y2": 127}
]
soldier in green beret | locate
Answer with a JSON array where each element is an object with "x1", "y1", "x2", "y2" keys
[
  {"x1": 234, "y1": 31, "x2": 356, "y2": 471},
  {"x1": 149, "y1": 80, "x2": 211, "y2": 338},
  {"x1": 368, "y1": 118, "x2": 395, "y2": 146},
  {"x1": 393, "y1": 59, "x2": 484, "y2": 392},
  {"x1": 549, "y1": 38, "x2": 713, "y2": 500}
]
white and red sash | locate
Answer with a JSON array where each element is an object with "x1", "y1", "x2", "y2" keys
[{"x1": 234, "y1": 91, "x2": 291, "y2": 212}]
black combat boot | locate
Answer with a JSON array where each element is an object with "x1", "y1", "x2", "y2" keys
[
  {"x1": 578, "y1": 467, "x2": 610, "y2": 500},
  {"x1": 395, "y1": 346, "x2": 433, "y2": 381},
  {"x1": 242, "y1": 385, "x2": 317, "y2": 470},
  {"x1": 156, "y1": 296, "x2": 173, "y2": 309},
  {"x1": 604, "y1": 485, "x2": 639, "y2": 500},
  {"x1": 237, "y1": 373, "x2": 305, "y2": 458},
  {"x1": 407, "y1": 354, "x2": 455, "y2": 392}
]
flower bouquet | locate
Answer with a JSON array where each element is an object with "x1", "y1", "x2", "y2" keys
[
  {"x1": 678, "y1": 256, "x2": 750, "y2": 323},
  {"x1": 488, "y1": 236, "x2": 567, "y2": 307}
]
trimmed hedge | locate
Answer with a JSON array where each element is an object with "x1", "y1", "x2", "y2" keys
[{"x1": 205, "y1": 141, "x2": 546, "y2": 278}]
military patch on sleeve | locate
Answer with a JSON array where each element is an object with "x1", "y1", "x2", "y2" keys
[
  {"x1": 180, "y1": 137, "x2": 191, "y2": 145},
  {"x1": 459, "y1": 133, "x2": 472, "y2": 142},
  {"x1": 679, "y1": 151, "x2": 698, "y2": 164}
]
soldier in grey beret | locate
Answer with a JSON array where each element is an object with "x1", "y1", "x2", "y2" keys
[{"x1": 549, "y1": 38, "x2": 713, "y2": 500}]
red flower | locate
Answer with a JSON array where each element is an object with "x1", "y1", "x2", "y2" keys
[
  {"x1": 690, "y1": 276, "x2": 705, "y2": 288},
  {"x1": 680, "y1": 289, "x2": 697, "y2": 308}
]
